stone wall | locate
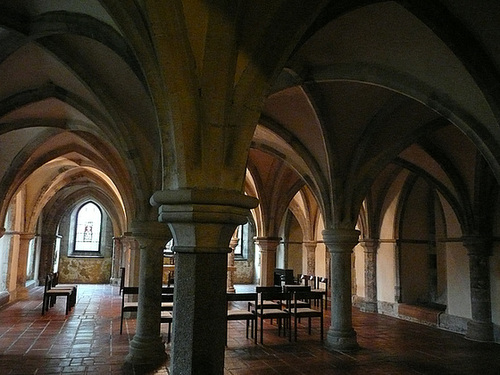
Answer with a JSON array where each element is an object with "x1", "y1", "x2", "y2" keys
[
  {"x1": 234, "y1": 259, "x2": 254, "y2": 284},
  {"x1": 56, "y1": 202, "x2": 114, "y2": 284}
]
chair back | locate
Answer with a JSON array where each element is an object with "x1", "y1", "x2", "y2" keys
[
  {"x1": 255, "y1": 286, "x2": 281, "y2": 293},
  {"x1": 259, "y1": 291, "x2": 289, "y2": 308},
  {"x1": 162, "y1": 293, "x2": 174, "y2": 303},
  {"x1": 283, "y1": 285, "x2": 310, "y2": 293},
  {"x1": 299, "y1": 274, "x2": 309, "y2": 286},
  {"x1": 119, "y1": 267, "x2": 125, "y2": 294},
  {"x1": 44, "y1": 274, "x2": 52, "y2": 292},
  {"x1": 52, "y1": 272, "x2": 60, "y2": 286},
  {"x1": 293, "y1": 291, "x2": 324, "y2": 311},
  {"x1": 162, "y1": 286, "x2": 174, "y2": 295},
  {"x1": 226, "y1": 292, "x2": 258, "y2": 303}
]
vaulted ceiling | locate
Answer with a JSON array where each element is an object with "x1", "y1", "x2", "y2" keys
[{"x1": 0, "y1": 1, "x2": 499, "y2": 235}]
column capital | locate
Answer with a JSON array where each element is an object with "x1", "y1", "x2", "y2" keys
[
  {"x1": 229, "y1": 236, "x2": 239, "y2": 250},
  {"x1": 322, "y1": 228, "x2": 360, "y2": 253},
  {"x1": 151, "y1": 188, "x2": 258, "y2": 225},
  {"x1": 462, "y1": 235, "x2": 492, "y2": 257},
  {"x1": 130, "y1": 220, "x2": 170, "y2": 239},
  {"x1": 360, "y1": 238, "x2": 379, "y2": 253},
  {"x1": 129, "y1": 221, "x2": 170, "y2": 251},
  {"x1": 303, "y1": 241, "x2": 318, "y2": 249},
  {"x1": 254, "y1": 237, "x2": 282, "y2": 252},
  {"x1": 19, "y1": 232, "x2": 36, "y2": 241},
  {"x1": 151, "y1": 189, "x2": 258, "y2": 253}
]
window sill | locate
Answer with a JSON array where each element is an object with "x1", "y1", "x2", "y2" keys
[{"x1": 68, "y1": 254, "x2": 104, "y2": 258}]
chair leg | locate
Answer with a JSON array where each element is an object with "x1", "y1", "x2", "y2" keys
[
  {"x1": 260, "y1": 317, "x2": 264, "y2": 344},
  {"x1": 65, "y1": 296, "x2": 70, "y2": 315},
  {"x1": 254, "y1": 319, "x2": 257, "y2": 344},
  {"x1": 294, "y1": 316, "x2": 298, "y2": 341}
]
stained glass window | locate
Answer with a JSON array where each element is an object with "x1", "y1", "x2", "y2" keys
[{"x1": 74, "y1": 202, "x2": 102, "y2": 252}]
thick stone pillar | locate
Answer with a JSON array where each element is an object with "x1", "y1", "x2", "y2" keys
[
  {"x1": 463, "y1": 235, "x2": 494, "y2": 342},
  {"x1": 125, "y1": 221, "x2": 169, "y2": 367},
  {"x1": 151, "y1": 189, "x2": 258, "y2": 375},
  {"x1": 254, "y1": 237, "x2": 281, "y2": 286},
  {"x1": 360, "y1": 239, "x2": 379, "y2": 313},
  {"x1": 227, "y1": 235, "x2": 238, "y2": 293},
  {"x1": 16, "y1": 233, "x2": 34, "y2": 299},
  {"x1": 303, "y1": 241, "x2": 317, "y2": 276},
  {"x1": 323, "y1": 228, "x2": 359, "y2": 351}
]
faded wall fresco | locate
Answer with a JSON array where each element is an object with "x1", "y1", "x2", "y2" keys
[{"x1": 58, "y1": 256, "x2": 112, "y2": 284}]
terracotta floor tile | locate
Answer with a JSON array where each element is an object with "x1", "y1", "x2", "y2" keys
[{"x1": 1, "y1": 284, "x2": 500, "y2": 374}]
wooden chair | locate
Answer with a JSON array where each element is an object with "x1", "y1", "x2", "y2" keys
[
  {"x1": 256, "y1": 290, "x2": 291, "y2": 344},
  {"x1": 161, "y1": 293, "x2": 174, "y2": 343},
  {"x1": 299, "y1": 274, "x2": 310, "y2": 286},
  {"x1": 283, "y1": 285, "x2": 311, "y2": 309},
  {"x1": 311, "y1": 277, "x2": 328, "y2": 307},
  {"x1": 309, "y1": 275, "x2": 317, "y2": 289},
  {"x1": 288, "y1": 290, "x2": 325, "y2": 341},
  {"x1": 161, "y1": 286, "x2": 174, "y2": 311},
  {"x1": 41, "y1": 274, "x2": 74, "y2": 315},
  {"x1": 249, "y1": 286, "x2": 281, "y2": 312},
  {"x1": 120, "y1": 286, "x2": 139, "y2": 334},
  {"x1": 119, "y1": 267, "x2": 125, "y2": 295},
  {"x1": 121, "y1": 286, "x2": 175, "y2": 334},
  {"x1": 226, "y1": 292, "x2": 258, "y2": 344},
  {"x1": 51, "y1": 272, "x2": 78, "y2": 308}
]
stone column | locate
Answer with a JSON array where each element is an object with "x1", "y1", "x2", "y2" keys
[
  {"x1": 254, "y1": 237, "x2": 281, "y2": 286},
  {"x1": 303, "y1": 241, "x2": 317, "y2": 276},
  {"x1": 16, "y1": 233, "x2": 34, "y2": 299},
  {"x1": 463, "y1": 235, "x2": 494, "y2": 342},
  {"x1": 122, "y1": 234, "x2": 140, "y2": 288},
  {"x1": 360, "y1": 239, "x2": 379, "y2": 313},
  {"x1": 151, "y1": 189, "x2": 258, "y2": 375},
  {"x1": 227, "y1": 235, "x2": 238, "y2": 292},
  {"x1": 110, "y1": 236, "x2": 122, "y2": 285},
  {"x1": 323, "y1": 228, "x2": 360, "y2": 351},
  {"x1": 126, "y1": 221, "x2": 169, "y2": 367}
]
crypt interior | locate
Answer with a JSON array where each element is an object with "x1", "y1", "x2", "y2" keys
[{"x1": 1, "y1": 1, "x2": 500, "y2": 374}]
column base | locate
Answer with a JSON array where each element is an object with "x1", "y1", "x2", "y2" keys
[
  {"x1": 360, "y1": 300, "x2": 378, "y2": 313},
  {"x1": 15, "y1": 286, "x2": 30, "y2": 300},
  {"x1": 326, "y1": 328, "x2": 359, "y2": 351},
  {"x1": 466, "y1": 320, "x2": 494, "y2": 342},
  {"x1": 125, "y1": 334, "x2": 168, "y2": 366}
]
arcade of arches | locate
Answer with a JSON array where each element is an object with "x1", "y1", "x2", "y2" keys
[{"x1": 1, "y1": 1, "x2": 500, "y2": 374}]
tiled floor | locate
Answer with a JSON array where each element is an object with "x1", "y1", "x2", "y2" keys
[{"x1": 1, "y1": 284, "x2": 500, "y2": 374}]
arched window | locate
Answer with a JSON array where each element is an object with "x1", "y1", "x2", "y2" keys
[
  {"x1": 234, "y1": 220, "x2": 254, "y2": 259},
  {"x1": 74, "y1": 202, "x2": 102, "y2": 252}
]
